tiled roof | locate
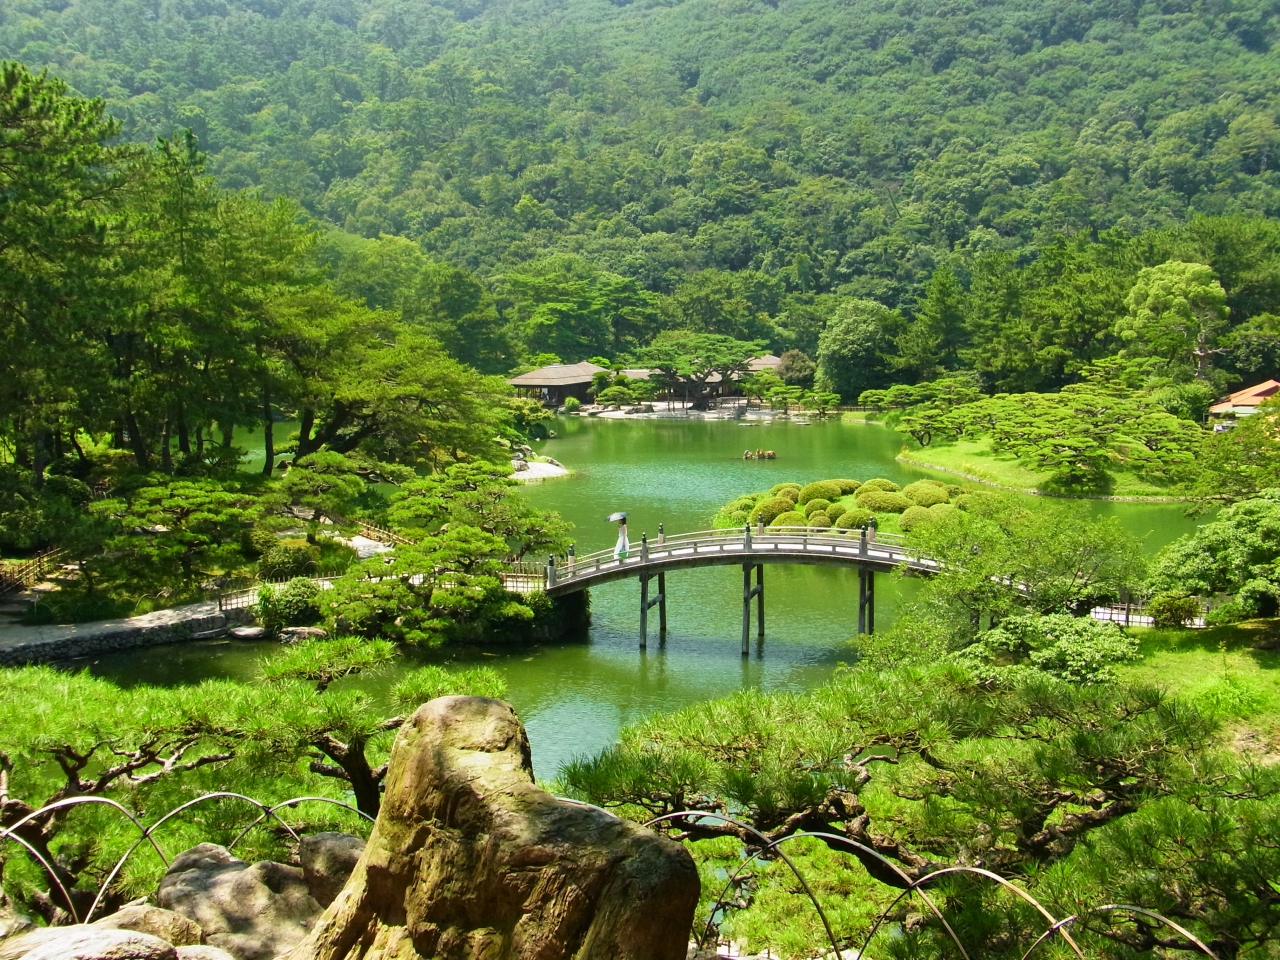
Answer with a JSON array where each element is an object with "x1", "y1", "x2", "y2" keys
[
  {"x1": 1209, "y1": 379, "x2": 1280, "y2": 414},
  {"x1": 507, "y1": 361, "x2": 608, "y2": 387}
]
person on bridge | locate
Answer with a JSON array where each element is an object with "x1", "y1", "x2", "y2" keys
[{"x1": 609, "y1": 513, "x2": 629, "y2": 560}]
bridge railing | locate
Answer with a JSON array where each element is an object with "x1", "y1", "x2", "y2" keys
[{"x1": 548, "y1": 525, "x2": 913, "y2": 586}]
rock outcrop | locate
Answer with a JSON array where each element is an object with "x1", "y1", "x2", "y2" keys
[
  {"x1": 93, "y1": 905, "x2": 204, "y2": 948},
  {"x1": 298, "y1": 834, "x2": 365, "y2": 908},
  {"x1": 174, "y1": 948, "x2": 236, "y2": 960},
  {"x1": 158, "y1": 845, "x2": 321, "y2": 960},
  {"x1": 286, "y1": 696, "x2": 699, "y2": 960},
  {"x1": 0, "y1": 926, "x2": 177, "y2": 960}
]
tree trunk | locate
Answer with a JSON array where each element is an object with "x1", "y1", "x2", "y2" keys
[
  {"x1": 195, "y1": 424, "x2": 204, "y2": 457},
  {"x1": 160, "y1": 419, "x2": 173, "y2": 473},
  {"x1": 177, "y1": 409, "x2": 191, "y2": 456},
  {"x1": 262, "y1": 387, "x2": 275, "y2": 477},
  {"x1": 125, "y1": 410, "x2": 151, "y2": 471},
  {"x1": 296, "y1": 408, "x2": 317, "y2": 458}
]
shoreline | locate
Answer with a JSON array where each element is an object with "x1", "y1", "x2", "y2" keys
[
  {"x1": 896, "y1": 453, "x2": 1188, "y2": 503},
  {"x1": 513, "y1": 459, "x2": 571, "y2": 481}
]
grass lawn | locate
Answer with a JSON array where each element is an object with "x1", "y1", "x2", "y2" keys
[
  {"x1": 1119, "y1": 619, "x2": 1280, "y2": 753},
  {"x1": 897, "y1": 437, "x2": 1181, "y2": 499}
]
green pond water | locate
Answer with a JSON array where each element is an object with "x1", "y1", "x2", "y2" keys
[{"x1": 83, "y1": 418, "x2": 1201, "y2": 780}]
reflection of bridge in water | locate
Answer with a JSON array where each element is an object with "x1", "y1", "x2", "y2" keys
[{"x1": 501, "y1": 526, "x2": 940, "y2": 654}]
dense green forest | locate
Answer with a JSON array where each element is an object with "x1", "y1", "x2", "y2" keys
[{"x1": 4, "y1": 0, "x2": 1280, "y2": 358}]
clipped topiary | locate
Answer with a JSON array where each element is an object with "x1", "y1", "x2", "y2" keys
[
  {"x1": 259, "y1": 542, "x2": 320, "y2": 580},
  {"x1": 803, "y1": 498, "x2": 832, "y2": 518},
  {"x1": 798, "y1": 480, "x2": 843, "y2": 504},
  {"x1": 835, "y1": 507, "x2": 874, "y2": 529},
  {"x1": 834, "y1": 479, "x2": 862, "y2": 495},
  {"x1": 728, "y1": 510, "x2": 749, "y2": 525},
  {"x1": 898, "y1": 505, "x2": 935, "y2": 532},
  {"x1": 777, "y1": 486, "x2": 800, "y2": 503},
  {"x1": 808, "y1": 512, "x2": 833, "y2": 529},
  {"x1": 729, "y1": 496, "x2": 758, "y2": 513},
  {"x1": 929, "y1": 503, "x2": 957, "y2": 518},
  {"x1": 903, "y1": 480, "x2": 949, "y2": 507},
  {"x1": 750, "y1": 496, "x2": 794, "y2": 526},
  {"x1": 1146, "y1": 592, "x2": 1202, "y2": 628},
  {"x1": 855, "y1": 490, "x2": 913, "y2": 513},
  {"x1": 859, "y1": 478, "x2": 900, "y2": 493},
  {"x1": 945, "y1": 484, "x2": 963, "y2": 497},
  {"x1": 826, "y1": 502, "x2": 848, "y2": 522},
  {"x1": 770, "y1": 510, "x2": 807, "y2": 528},
  {"x1": 769, "y1": 482, "x2": 802, "y2": 496}
]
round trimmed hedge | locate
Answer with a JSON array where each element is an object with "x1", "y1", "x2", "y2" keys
[
  {"x1": 929, "y1": 503, "x2": 957, "y2": 518},
  {"x1": 769, "y1": 482, "x2": 802, "y2": 496},
  {"x1": 777, "y1": 486, "x2": 800, "y2": 503},
  {"x1": 826, "y1": 501, "x2": 848, "y2": 522},
  {"x1": 803, "y1": 498, "x2": 832, "y2": 518},
  {"x1": 807, "y1": 512, "x2": 832, "y2": 529},
  {"x1": 751, "y1": 496, "x2": 795, "y2": 525},
  {"x1": 835, "y1": 507, "x2": 874, "y2": 529},
  {"x1": 855, "y1": 490, "x2": 912, "y2": 513},
  {"x1": 770, "y1": 510, "x2": 807, "y2": 528},
  {"x1": 833, "y1": 479, "x2": 862, "y2": 494},
  {"x1": 728, "y1": 510, "x2": 749, "y2": 525},
  {"x1": 859, "y1": 478, "x2": 900, "y2": 493},
  {"x1": 903, "y1": 480, "x2": 949, "y2": 507},
  {"x1": 898, "y1": 505, "x2": 935, "y2": 532},
  {"x1": 798, "y1": 480, "x2": 843, "y2": 504}
]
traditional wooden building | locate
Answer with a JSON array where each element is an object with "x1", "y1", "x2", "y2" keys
[
  {"x1": 1210, "y1": 379, "x2": 1280, "y2": 418},
  {"x1": 507, "y1": 361, "x2": 608, "y2": 405}
]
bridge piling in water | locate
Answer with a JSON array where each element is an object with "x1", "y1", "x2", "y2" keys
[
  {"x1": 742, "y1": 563, "x2": 764, "y2": 655},
  {"x1": 858, "y1": 567, "x2": 875, "y2": 634},
  {"x1": 639, "y1": 533, "x2": 666, "y2": 648}
]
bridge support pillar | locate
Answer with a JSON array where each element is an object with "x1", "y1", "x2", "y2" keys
[
  {"x1": 742, "y1": 563, "x2": 764, "y2": 655},
  {"x1": 858, "y1": 567, "x2": 876, "y2": 635},
  {"x1": 640, "y1": 572, "x2": 665, "y2": 649}
]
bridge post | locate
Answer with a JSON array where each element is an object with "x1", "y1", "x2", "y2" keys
[
  {"x1": 744, "y1": 522, "x2": 752, "y2": 550},
  {"x1": 868, "y1": 568, "x2": 875, "y2": 633},
  {"x1": 742, "y1": 564, "x2": 752, "y2": 655},
  {"x1": 547, "y1": 555, "x2": 557, "y2": 589},
  {"x1": 860, "y1": 527, "x2": 867, "y2": 556},
  {"x1": 640, "y1": 573, "x2": 649, "y2": 649},
  {"x1": 658, "y1": 523, "x2": 665, "y2": 545},
  {"x1": 756, "y1": 564, "x2": 764, "y2": 637},
  {"x1": 658, "y1": 571, "x2": 667, "y2": 633},
  {"x1": 858, "y1": 567, "x2": 876, "y2": 634},
  {"x1": 757, "y1": 517, "x2": 764, "y2": 538},
  {"x1": 641, "y1": 532, "x2": 649, "y2": 563},
  {"x1": 567, "y1": 544, "x2": 575, "y2": 576}
]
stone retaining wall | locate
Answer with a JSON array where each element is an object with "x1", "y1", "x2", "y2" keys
[{"x1": 0, "y1": 601, "x2": 255, "y2": 667}]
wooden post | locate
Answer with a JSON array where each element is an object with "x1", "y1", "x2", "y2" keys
[
  {"x1": 658, "y1": 523, "x2": 665, "y2": 545},
  {"x1": 658, "y1": 571, "x2": 667, "y2": 633},
  {"x1": 640, "y1": 573, "x2": 649, "y2": 649},
  {"x1": 867, "y1": 568, "x2": 875, "y2": 634},
  {"x1": 567, "y1": 544, "x2": 575, "y2": 576},
  {"x1": 860, "y1": 527, "x2": 868, "y2": 556},
  {"x1": 744, "y1": 522, "x2": 752, "y2": 550},
  {"x1": 742, "y1": 563, "x2": 752, "y2": 656},
  {"x1": 858, "y1": 567, "x2": 867, "y2": 635},
  {"x1": 755, "y1": 564, "x2": 764, "y2": 637},
  {"x1": 641, "y1": 532, "x2": 649, "y2": 563},
  {"x1": 547, "y1": 555, "x2": 557, "y2": 588}
]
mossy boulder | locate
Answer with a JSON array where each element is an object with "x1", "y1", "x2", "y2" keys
[
  {"x1": 750, "y1": 496, "x2": 794, "y2": 526},
  {"x1": 835, "y1": 507, "x2": 874, "y2": 529},
  {"x1": 899, "y1": 505, "x2": 935, "y2": 532},
  {"x1": 807, "y1": 512, "x2": 833, "y2": 529},
  {"x1": 855, "y1": 490, "x2": 913, "y2": 513},
  {"x1": 798, "y1": 480, "x2": 843, "y2": 504},
  {"x1": 859, "y1": 478, "x2": 900, "y2": 493},
  {"x1": 903, "y1": 480, "x2": 949, "y2": 507},
  {"x1": 770, "y1": 510, "x2": 807, "y2": 528},
  {"x1": 802, "y1": 498, "x2": 832, "y2": 518}
]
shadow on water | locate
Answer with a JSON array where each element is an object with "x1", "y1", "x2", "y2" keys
[{"x1": 83, "y1": 418, "x2": 1203, "y2": 779}]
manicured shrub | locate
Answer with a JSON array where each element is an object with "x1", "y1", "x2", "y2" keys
[
  {"x1": 945, "y1": 484, "x2": 963, "y2": 497},
  {"x1": 769, "y1": 482, "x2": 802, "y2": 496},
  {"x1": 770, "y1": 510, "x2": 807, "y2": 528},
  {"x1": 834, "y1": 479, "x2": 862, "y2": 494},
  {"x1": 808, "y1": 512, "x2": 833, "y2": 529},
  {"x1": 1205, "y1": 601, "x2": 1246, "y2": 625},
  {"x1": 247, "y1": 525, "x2": 280, "y2": 555},
  {"x1": 1145, "y1": 592, "x2": 1202, "y2": 628},
  {"x1": 899, "y1": 505, "x2": 935, "y2": 532},
  {"x1": 903, "y1": 480, "x2": 949, "y2": 507},
  {"x1": 728, "y1": 510, "x2": 749, "y2": 525},
  {"x1": 803, "y1": 498, "x2": 832, "y2": 517},
  {"x1": 751, "y1": 496, "x2": 795, "y2": 525},
  {"x1": 835, "y1": 508, "x2": 873, "y2": 529},
  {"x1": 259, "y1": 542, "x2": 319, "y2": 580},
  {"x1": 854, "y1": 490, "x2": 912, "y2": 512},
  {"x1": 254, "y1": 577, "x2": 322, "y2": 635},
  {"x1": 826, "y1": 502, "x2": 848, "y2": 522},
  {"x1": 729, "y1": 496, "x2": 758, "y2": 513},
  {"x1": 928, "y1": 503, "x2": 957, "y2": 519},
  {"x1": 562, "y1": 396, "x2": 581, "y2": 412},
  {"x1": 859, "y1": 478, "x2": 900, "y2": 493},
  {"x1": 798, "y1": 480, "x2": 843, "y2": 504}
]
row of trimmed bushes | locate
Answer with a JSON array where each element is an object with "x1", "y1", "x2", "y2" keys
[{"x1": 714, "y1": 475, "x2": 970, "y2": 533}]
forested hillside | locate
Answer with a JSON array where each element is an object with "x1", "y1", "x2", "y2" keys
[{"x1": 4, "y1": 0, "x2": 1279, "y2": 320}]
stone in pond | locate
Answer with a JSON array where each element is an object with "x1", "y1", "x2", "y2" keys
[
  {"x1": 93, "y1": 905, "x2": 203, "y2": 947},
  {"x1": 229, "y1": 627, "x2": 266, "y2": 640},
  {"x1": 0, "y1": 927, "x2": 176, "y2": 960}
]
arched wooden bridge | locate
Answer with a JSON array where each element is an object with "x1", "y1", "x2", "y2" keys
[{"x1": 501, "y1": 525, "x2": 940, "y2": 654}]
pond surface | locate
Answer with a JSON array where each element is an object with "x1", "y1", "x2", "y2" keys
[{"x1": 85, "y1": 418, "x2": 1200, "y2": 780}]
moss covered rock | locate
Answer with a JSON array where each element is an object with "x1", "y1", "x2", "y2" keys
[{"x1": 855, "y1": 490, "x2": 912, "y2": 512}]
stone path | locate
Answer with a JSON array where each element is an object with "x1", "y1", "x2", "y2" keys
[{"x1": 0, "y1": 600, "x2": 249, "y2": 666}]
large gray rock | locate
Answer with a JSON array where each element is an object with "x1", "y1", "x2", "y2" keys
[
  {"x1": 298, "y1": 835, "x2": 364, "y2": 908},
  {"x1": 93, "y1": 905, "x2": 203, "y2": 947},
  {"x1": 286, "y1": 696, "x2": 700, "y2": 960},
  {"x1": 157, "y1": 845, "x2": 321, "y2": 960},
  {"x1": 175, "y1": 948, "x2": 236, "y2": 960},
  {"x1": 1, "y1": 926, "x2": 176, "y2": 960}
]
